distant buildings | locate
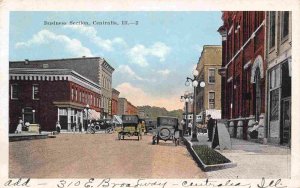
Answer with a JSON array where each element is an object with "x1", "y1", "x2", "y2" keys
[
  {"x1": 111, "y1": 88, "x2": 120, "y2": 116},
  {"x1": 196, "y1": 45, "x2": 222, "y2": 121},
  {"x1": 9, "y1": 68, "x2": 101, "y2": 132},
  {"x1": 118, "y1": 98, "x2": 138, "y2": 115}
]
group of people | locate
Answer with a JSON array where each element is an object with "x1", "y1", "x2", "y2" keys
[
  {"x1": 15, "y1": 117, "x2": 30, "y2": 134},
  {"x1": 178, "y1": 114, "x2": 215, "y2": 142}
]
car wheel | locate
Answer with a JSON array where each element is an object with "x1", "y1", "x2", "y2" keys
[{"x1": 159, "y1": 127, "x2": 171, "y2": 140}]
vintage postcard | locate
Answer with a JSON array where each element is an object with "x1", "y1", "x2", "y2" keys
[{"x1": 1, "y1": 0, "x2": 300, "y2": 187}]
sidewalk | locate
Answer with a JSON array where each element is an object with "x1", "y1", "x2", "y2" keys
[{"x1": 184, "y1": 133, "x2": 291, "y2": 179}]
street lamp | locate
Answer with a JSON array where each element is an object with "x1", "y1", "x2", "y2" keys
[
  {"x1": 185, "y1": 68, "x2": 206, "y2": 142},
  {"x1": 180, "y1": 92, "x2": 193, "y2": 136}
]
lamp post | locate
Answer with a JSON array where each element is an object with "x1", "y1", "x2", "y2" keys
[
  {"x1": 185, "y1": 69, "x2": 206, "y2": 142},
  {"x1": 180, "y1": 92, "x2": 193, "y2": 136}
]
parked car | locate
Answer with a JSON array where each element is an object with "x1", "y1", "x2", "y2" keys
[
  {"x1": 90, "y1": 119, "x2": 114, "y2": 133},
  {"x1": 117, "y1": 115, "x2": 141, "y2": 140},
  {"x1": 145, "y1": 119, "x2": 157, "y2": 133},
  {"x1": 152, "y1": 116, "x2": 179, "y2": 146}
]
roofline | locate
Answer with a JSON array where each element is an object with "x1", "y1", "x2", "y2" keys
[
  {"x1": 9, "y1": 56, "x2": 103, "y2": 63},
  {"x1": 9, "y1": 68, "x2": 101, "y2": 89}
]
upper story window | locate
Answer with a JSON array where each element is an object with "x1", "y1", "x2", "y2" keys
[
  {"x1": 11, "y1": 84, "x2": 19, "y2": 99},
  {"x1": 32, "y1": 84, "x2": 39, "y2": 100},
  {"x1": 269, "y1": 11, "x2": 276, "y2": 49},
  {"x1": 208, "y1": 68, "x2": 216, "y2": 84},
  {"x1": 281, "y1": 11, "x2": 290, "y2": 41},
  {"x1": 208, "y1": 91, "x2": 215, "y2": 109}
]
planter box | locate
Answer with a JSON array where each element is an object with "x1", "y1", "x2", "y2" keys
[{"x1": 184, "y1": 138, "x2": 236, "y2": 171}]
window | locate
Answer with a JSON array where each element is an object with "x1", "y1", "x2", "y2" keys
[
  {"x1": 208, "y1": 69, "x2": 216, "y2": 83},
  {"x1": 71, "y1": 88, "x2": 74, "y2": 100},
  {"x1": 208, "y1": 92, "x2": 215, "y2": 109},
  {"x1": 270, "y1": 89, "x2": 279, "y2": 121},
  {"x1": 79, "y1": 91, "x2": 82, "y2": 102},
  {"x1": 11, "y1": 84, "x2": 19, "y2": 99},
  {"x1": 59, "y1": 108, "x2": 67, "y2": 115},
  {"x1": 269, "y1": 11, "x2": 276, "y2": 49},
  {"x1": 281, "y1": 11, "x2": 289, "y2": 40},
  {"x1": 32, "y1": 84, "x2": 39, "y2": 99}
]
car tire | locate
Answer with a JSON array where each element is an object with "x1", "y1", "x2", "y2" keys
[{"x1": 158, "y1": 127, "x2": 171, "y2": 140}]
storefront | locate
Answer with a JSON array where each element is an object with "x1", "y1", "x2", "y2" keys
[{"x1": 267, "y1": 58, "x2": 291, "y2": 146}]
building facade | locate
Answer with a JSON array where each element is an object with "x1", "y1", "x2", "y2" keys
[
  {"x1": 117, "y1": 98, "x2": 138, "y2": 115},
  {"x1": 9, "y1": 68, "x2": 101, "y2": 133},
  {"x1": 265, "y1": 11, "x2": 292, "y2": 146},
  {"x1": 10, "y1": 57, "x2": 114, "y2": 119},
  {"x1": 111, "y1": 88, "x2": 120, "y2": 116},
  {"x1": 218, "y1": 11, "x2": 266, "y2": 141},
  {"x1": 196, "y1": 45, "x2": 222, "y2": 121}
]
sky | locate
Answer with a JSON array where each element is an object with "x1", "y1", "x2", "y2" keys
[{"x1": 9, "y1": 11, "x2": 222, "y2": 111}]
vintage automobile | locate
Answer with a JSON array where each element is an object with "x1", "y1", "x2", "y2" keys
[
  {"x1": 152, "y1": 116, "x2": 180, "y2": 146},
  {"x1": 117, "y1": 115, "x2": 141, "y2": 140},
  {"x1": 145, "y1": 119, "x2": 157, "y2": 133}
]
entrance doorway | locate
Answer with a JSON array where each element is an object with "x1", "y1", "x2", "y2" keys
[{"x1": 281, "y1": 98, "x2": 291, "y2": 146}]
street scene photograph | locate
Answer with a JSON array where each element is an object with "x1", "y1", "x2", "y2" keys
[{"x1": 7, "y1": 11, "x2": 291, "y2": 180}]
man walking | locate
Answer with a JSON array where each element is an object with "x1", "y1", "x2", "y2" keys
[{"x1": 207, "y1": 114, "x2": 214, "y2": 141}]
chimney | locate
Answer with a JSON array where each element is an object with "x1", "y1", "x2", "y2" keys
[{"x1": 24, "y1": 59, "x2": 29, "y2": 65}]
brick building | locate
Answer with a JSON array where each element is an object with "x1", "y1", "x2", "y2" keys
[
  {"x1": 111, "y1": 88, "x2": 120, "y2": 116},
  {"x1": 117, "y1": 98, "x2": 138, "y2": 115},
  {"x1": 196, "y1": 45, "x2": 222, "y2": 121},
  {"x1": 218, "y1": 11, "x2": 266, "y2": 141},
  {"x1": 10, "y1": 57, "x2": 114, "y2": 119},
  {"x1": 265, "y1": 11, "x2": 292, "y2": 146},
  {"x1": 9, "y1": 68, "x2": 101, "y2": 133}
]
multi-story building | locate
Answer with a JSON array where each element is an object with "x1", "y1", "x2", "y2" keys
[
  {"x1": 111, "y1": 88, "x2": 120, "y2": 116},
  {"x1": 265, "y1": 11, "x2": 292, "y2": 146},
  {"x1": 9, "y1": 68, "x2": 101, "y2": 133},
  {"x1": 218, "y1": 11, "x2": 266, "y2": 141},
  {"x1": 10, "y1": 57, "x2": 114, "y2": 119},
  {"x1": 195, "y1": 45, "x2": 222, "y2": 122},
  {"x1": 117, "y1": 98, "x2": 138, "y2": 115}
]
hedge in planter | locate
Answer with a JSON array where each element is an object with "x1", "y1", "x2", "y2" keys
[{"x1": 192, "y1": 145, "x2": 230, "y2": 165}]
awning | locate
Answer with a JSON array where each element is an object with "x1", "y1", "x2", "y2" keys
[
  {"x1": 88, "y1": 109, "x2": 100, "y2": 120},
  {"x1": 112, "y1": 115, "x2": 122, "y2": 124}
]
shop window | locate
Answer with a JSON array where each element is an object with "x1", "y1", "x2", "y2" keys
[
  {"x1": 32, "y1": 84, "x2": 39, "y2": 100},
  {"x1": 11, "y1": 84, "x2": 19, "y2": 99},
  {"x1": 270, "y1": 89, "x2": 279, "y2": 121},
  {"x1": 281, "y1": 11, "x2": 289, "y2": 41},
  {"x1": 269, "y1": 11, "x2": 276, "y2": 49},
  {"x1": 59, "y1": 108, "x2": 67, "y2": 115},
  {"x1": 208, "y1": 92, "x2": 215, "y2": 109}
]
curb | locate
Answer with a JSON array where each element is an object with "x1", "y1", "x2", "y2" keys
[{"x1": 183, "y1": 137, "x2": 237, "y2": 172}]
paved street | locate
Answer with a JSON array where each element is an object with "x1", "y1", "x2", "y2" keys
[{"x1": 9, "y1": 133, "x2": 206, "y2": 178}]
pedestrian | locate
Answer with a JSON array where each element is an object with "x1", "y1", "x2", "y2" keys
[
  {"x1": 78, "y1": 122, "x2": 82, "y2": 132},
  {"x1": 25, "y1": 121, "x2": 30, "y2": 131},
  {"x1": 56, "y1": 121, "x2": 61, "y2": 133},
  {"x1": 178, "y1": 119, "x2": 183, "y2": 138},
  {"x1": 141, "y1": 121, "x2": 146, "y2": 135},
  {"x1": 15, "y1": 121, "x2": 22, "y2": 134},
  {"x1": 188, "y1": 121, "x2": 192, "y2": 136},
  {"x1": 207, "y1": 114, "x2": 214, "y2": 141}
]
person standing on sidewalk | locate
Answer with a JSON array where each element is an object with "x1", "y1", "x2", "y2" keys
[
  {"x1": 188, "y1": 121, "x2": 192, "y2": 136},
  {"x1": 207, "y1": 114, "x2": 214, "y2": 141}
]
